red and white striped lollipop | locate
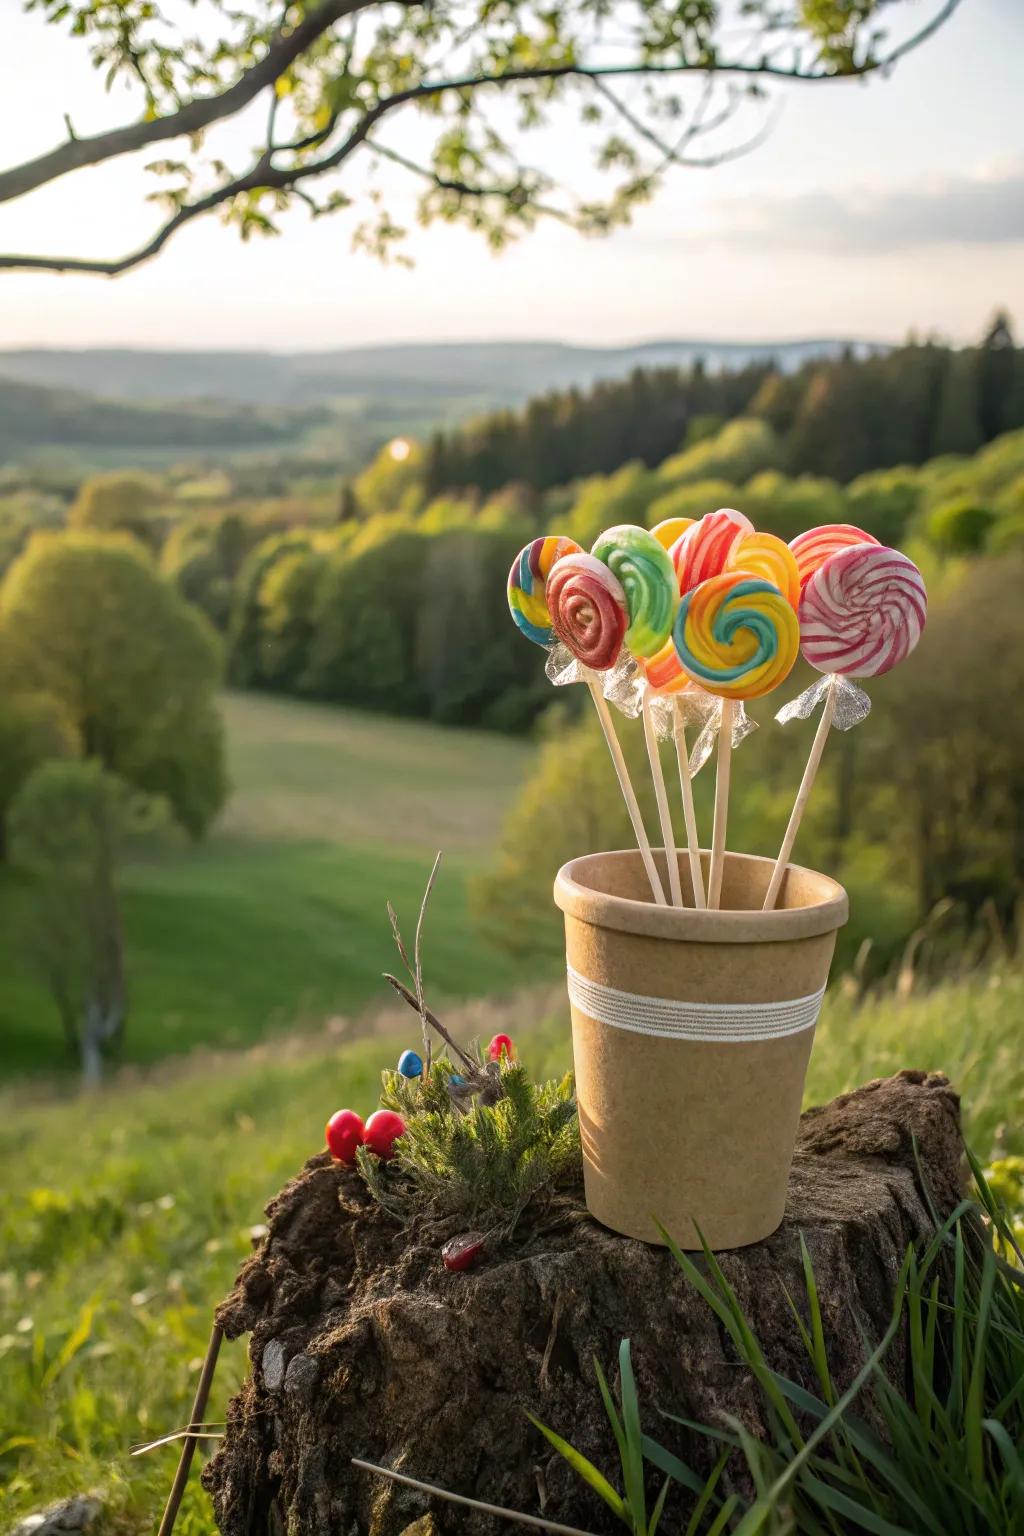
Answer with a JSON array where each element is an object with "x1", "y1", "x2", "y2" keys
[
  {"x1": 799, "y1": 543, "x2": 927, "y2": 678},
  {"x1": 789, "y1": 523, "x2": 879, "y2": 594}
]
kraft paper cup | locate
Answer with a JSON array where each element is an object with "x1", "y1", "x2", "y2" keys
[{"x1": 553, "y1": 849, "x2": 848, "y2": 1250}]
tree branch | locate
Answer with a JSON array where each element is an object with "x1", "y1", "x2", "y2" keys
[
  {"x1": 0, "y1": 0, "x2": 370, "y2": 207},
  {"x1": 0, "y1": 0, "x2": 964, "y2": 276}
]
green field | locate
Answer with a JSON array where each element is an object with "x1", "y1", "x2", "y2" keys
[
  {"x1": 1, "y1": 964, "x2": 1021, "y2": 1534},
  {"x1": 0, "y1": 692, "x2": 540, "y2": 1078}
]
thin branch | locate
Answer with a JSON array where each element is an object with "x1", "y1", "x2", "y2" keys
[
  {"x1": 413, "y1": 850, "x2": 441, "y2": 1072},
  {"x1": 0, "y1": 0, "x2": 370, "y2": 207},
  {"x1": 381, "y1": 973, "x2": 477, "y2": 1074},
  {"x1": 368, "y1": 138, "x2": 571, "y2": 222}
]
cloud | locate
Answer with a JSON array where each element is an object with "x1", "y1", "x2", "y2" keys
[{"x1": 707, "y1": 163, "x2": 1024, "y2": 253}]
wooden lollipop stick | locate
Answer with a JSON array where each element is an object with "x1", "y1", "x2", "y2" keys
[
  {"x1": 672, "y1": 698, "x2": 706, "y2": 909},
  {"x1": 587, "y1": 676, "x2": 667, "y2": 905},
  {"x1": 763, "y1": 676, "x2": 838, "y2": 912},
  {"x1": 707, "y1": 697, "x2": 735, "y2": 911},
  {"x1": 641, "y1": 687, "x2": 683, "y2": 906},
  {"x1": 158, "y1": 1322, "x2": 224, "y2": 1536}
]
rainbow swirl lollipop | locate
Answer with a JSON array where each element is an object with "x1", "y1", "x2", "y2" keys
[
  {"x1": 674, "y1": 571, "x2": 800, "y2": 700},
  {"x1": 799, "y1": 543, "x2": 926, "y2": 678},
  {"x1": 724, "y1": 530, "x2": 800, "y2": 610},
  {"x1": 547, "y1": 553, "x2": 628, "y2": 671},
  {"x1": 507, "y1": 535, "x2": 582, "y2": 646},
  {"x1": 651, "y1": 516, "x2": 695, "y2": 552},
  {"x1": 789, "y1": 523, "x2": 879, "y2": 594},
  {"x1": 591, "y1": 524, "x2": 678, "y2": 659},
  {"x1": 670, "y1": 508, "x2": 753, "y2": 594}
]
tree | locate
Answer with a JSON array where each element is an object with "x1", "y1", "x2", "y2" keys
[
  {"x1": 0, "y1": 533, "x2": 226, "y2": 835},
  {"x1": 8, "y1": 760, "x2": 171, "y2": 1082},
  {"x1": 0, "y1": 692, "x2": 75, "y2": 856},
  {"x1": 68, "y1": 470, "x2": 167, "y2": 550},
  {"x1": 1, "y1": 1, "x2": 959, "y2": 276}
]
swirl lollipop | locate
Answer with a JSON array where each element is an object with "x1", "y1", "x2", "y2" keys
[
  {"x1": 670, "y1": 508, "x2": 753, "y2": 594},
  {"x1": 674, "y1": 572, "x2": 799, "y2": 701},
  {"x1": 507, "y1": 535, "x2": 581, "y2": 645},
  {"x1": 506, "y1": 533, "x2": 667, "y2": 906},
  {"x1": 789, "y1": 523, "x2": 879, "y2": 594},
  {"x1": 764, "y1": 541, "x2": 928, "y2": 911},
  {"x1": 799, "y1": 543, "x2": 927, "y2": 678},
  {"x1": 547, "y1": 553, "x2": 628, "y2": 671},
  {"x1": 674, "y1": 572, "x2": 799, "y2": 909},
  {"x1": 591, "y1": 524, "x2": 678, "y2": 659},
  {"x1": 590, "y1": 525, "x2": 685, "y2": 902}
]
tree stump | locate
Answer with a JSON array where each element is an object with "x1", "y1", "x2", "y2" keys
[{"x1": 204, "y1": 1071, "x2": 964, "y2": 1536}]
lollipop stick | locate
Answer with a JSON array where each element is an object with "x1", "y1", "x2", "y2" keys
[
  {"x1": 763, "y1": 675, "x2": 838, "y2": 912},
  {"x1": 641, "y1": 687, "x2": 683, "y2": 906},
  {"x1": 586, "y1": 676, "x2": 667, "y2": 906},
  {"x1": 672, "y1": 698, "x2": 706, "y2": 909},
  {"x1": 708, "y1": 697, "x2": 735, "y2": 910}
]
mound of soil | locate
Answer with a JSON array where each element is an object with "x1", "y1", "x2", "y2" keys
[{"x1": 204, "y1": 1070, "x2": 963, "y2": 1536}]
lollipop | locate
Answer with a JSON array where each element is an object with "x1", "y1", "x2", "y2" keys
[
  {"x1": 651, "y1": 516, "x2": 694, "y2": 551},
  {"x1": 506, "y1": 535, "x2": 581, "y2": 645},
  {"x1": 673, "y1": 572, "x2": 799, "y2": 702},
  {"x1": 674, "y1": 572, "x2": 799, "y2": 909},
  {"x1": 506, "y1": 532, "x2": 667, "y2": 906},
  {"x1": 764, "y1": 541, "x2": 927, "y2": 912},
  {"x1": 547, "y1": 553, "x2": 628, "y2": 671},
  {"x1": 789, "y1": 523, "x2": 879, "y2": 594},
  {"x1": 799, "y1": 543, "x2": 927, "y2": 678},
  {"x1": 591, "y1": 524, "x2": 678, "y2": 659},
  {"x1": 670, "y1": 508, "x2": 753, "y2": 594},
  {"x1": 724, "y1": 531, "x2": 800, "y2": 611}
]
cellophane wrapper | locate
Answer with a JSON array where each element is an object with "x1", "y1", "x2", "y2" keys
[{"x1": 774, "y1": 672, "x2": 871, "y2": 732}]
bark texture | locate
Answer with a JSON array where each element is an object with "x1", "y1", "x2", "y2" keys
[{"x1": 204, "y1": 1070, "x2": 964, "y2": 1536}]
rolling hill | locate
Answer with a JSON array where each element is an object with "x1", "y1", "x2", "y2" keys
[{"x1": 0, "y1": 336, "x2": 882, "y2": 408}]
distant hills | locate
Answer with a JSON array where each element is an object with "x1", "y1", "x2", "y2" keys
[{"x1": 0, "y1": 337, "x2": 882, "y2": 409}]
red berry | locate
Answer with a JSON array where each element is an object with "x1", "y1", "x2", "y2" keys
[
  {"x1": 364, "y1": 1109, "x2": 406, "y2": 1161},
  {"x1": 442, "y1": 1233, "x2": 485, "y2": 1272},
  {"x1": 487, "y1": 1033, "x2": 515, "y2": 1062},
  {"x1": 325, "y1": 1109, "x2": 364, "y2": 1165}
]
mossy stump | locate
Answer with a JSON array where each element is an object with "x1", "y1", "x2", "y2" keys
[{"x1": 204, "y1": 1071, "x2": 964, "y2": 1536}]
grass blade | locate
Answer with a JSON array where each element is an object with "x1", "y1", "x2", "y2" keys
[{"x1": 526, "y1": 1415, "x2": 627, "y2": 1524}]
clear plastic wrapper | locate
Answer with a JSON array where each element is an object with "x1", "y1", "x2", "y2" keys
[
  {"x1": 544, "y1": 644, "x2": 644, "y2": 719},
  {"x1": 774, "y1": 672, "x2": 871, "y2": 732}
]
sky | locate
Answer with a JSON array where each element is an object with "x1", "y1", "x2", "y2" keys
[{"x1": 0, "y1": 0, "x2": 1021, "y2": 351}]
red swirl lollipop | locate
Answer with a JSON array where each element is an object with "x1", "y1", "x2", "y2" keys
[
  {"x1": 670, "y1": 508, "x2": 753, "y2": 594},
  {"x1": 547, "y1": 553, "x2": 628, "y2": 671}
]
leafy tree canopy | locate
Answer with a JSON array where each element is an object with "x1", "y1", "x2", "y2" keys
[
  {"x1": 0, "y1": 533, "x2": 227, "y2": 834},
  {"x1": 3, "y1": 0, "x2": 958, "y2": 274}
]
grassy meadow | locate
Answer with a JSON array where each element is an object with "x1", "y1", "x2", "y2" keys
[
  {"x1": 0, "y1": 691, "x2": 541, "y2": 1077},
  {"x1": 2, "y1": 965, "x2": 1022, "y2": 1532}
]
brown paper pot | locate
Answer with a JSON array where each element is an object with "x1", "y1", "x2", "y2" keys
[{"x1": 554, "y1": 848, "x2": 848, "y2": 1250}]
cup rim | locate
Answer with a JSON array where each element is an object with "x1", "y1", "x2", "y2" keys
[{"x1": 554, "y1": 848, "x2": 848, "y2": 944}]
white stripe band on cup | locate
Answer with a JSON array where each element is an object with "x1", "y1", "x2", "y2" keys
[{"x1": 565, "y1": 964, "x2": 825, "y2": 1043}]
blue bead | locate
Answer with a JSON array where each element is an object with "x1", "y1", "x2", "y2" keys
[
  {"x1": 450, "y1": 1074, "x2": 465, "y2": 1086},
  {"x1": 397, "y1": 1049, "x2": 423, "y2": 1079}
]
